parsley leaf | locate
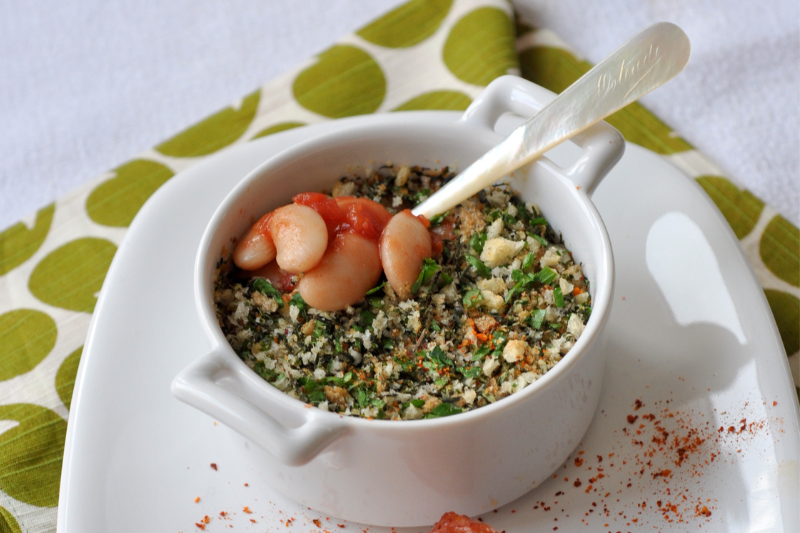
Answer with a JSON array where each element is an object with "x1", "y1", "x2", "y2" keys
[
  {"x1": 427, "y1": 346, "x2": 452, "y2": 367},
  {"x1": 428, "y1": 211, "x2": 449, "y2": 226},
  {"x1": 466, "y1": 255, "x2": 492, "y2": 278},
  {"x1": 355, "y1": 387, "x2": 369, "y2": 408},
  {"x1": 424, "y1": 402, "x2": 463, "y2": 418},
  {"x1": 289, "y1": 292, "x2": 307, "y2": 312},
  {"x1": 553, "y1": 286, "x2": 565, "y2": 308},
  {"x1": 459, "y1": 366, "x2": 482, "y2": 379},
  {"x1": 529, "y1": 217, "x2": 547, "y2": 226},
  {"x1": 470, "y1": 232, "x2": 487, "y2": 254},
  {"x1": 471, "y1": 345, "x2": 490, "y2": 361},
  {"x1": 535, "y1": 266, "x2": 558, "y2": 285},
  {"x1": 505, "y1": 282, "x2": 525, "y2": 303},
  {"x1": 365, "y1": 281, "x2": 385, "y2": 295},
  {"x1": 529, "y1": 308, "x2": 546, "y2": 329},
  {"x1": 528, "y1": 233, "x2": 548, "y2": 246},
  {"x1": 521, "y1": 253, "x2": 535, "y2": 271},
  {"x1": 411, "y1": 258, "x2": 440, "y2": 296},
  {"x1": 252, "y1": 278, "x2": 283, "y2": 307},
  {"x1": 360, "y1": 309, "x2": 375, "y2": 327},
  {"x1": 438, "y1": 271, "x2": 453, "y2": 287},
  {"x1": 462, "y1": 289, "x2": 483, "y2": 308}
]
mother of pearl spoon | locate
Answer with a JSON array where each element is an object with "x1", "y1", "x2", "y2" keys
[{"x1": 413, "y1": 22, "x2": 691, "y2": 219}]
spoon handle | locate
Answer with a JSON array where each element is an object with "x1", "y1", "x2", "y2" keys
[{"x1": 413, "y1": 22, "x2": 691, "y2": 218}]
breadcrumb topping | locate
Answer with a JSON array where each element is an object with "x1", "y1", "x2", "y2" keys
[{"x1": 214, "y1": 165, "x2": 592, "y2": 420}]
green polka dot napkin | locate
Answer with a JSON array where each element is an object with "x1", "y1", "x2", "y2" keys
[{"x1": 0, "y1": 0, "x2": 797, "y2": 530}]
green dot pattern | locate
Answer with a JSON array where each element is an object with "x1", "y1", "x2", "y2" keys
[
  {"x1": 696, "y1": 176, "x2": 765, "y2": 239},
  {"x1": 56, "y1": 346, "x2": 83, "y2": 410},
  {"x1": 760, "y1": 215, "x2": 799, "y2": 287},
  {"x1": 0, "y1": 404, "x2": 66, "y2": 508},
  {"x1": 0, "y1": 310, "x2": 57, "y2": 382},
  {"x1": 765, "y1": 290, "x2": 800, "y2": 356},
  {"x1": 0, "y1": 506, "x2": 22, "y2": 533},
  {"x1": 0, "y1": 3, "x2": 798, "y2": 531},
  {"x1": 252, "y1": 122, "x2": 306, "y2": 140},
  {"x1": 443, "y1": 7, "x2": 517, "y2": 86},
  {"x1": 0, "y1": 204, "x2": 54, "y2": 276},
  {"x1": 156, "y1": 91, "x2": 260, "y2": 157},
  {"x1": 519, "y1": 46, "x2": 693, "y2": 155},
  {"x1": 29, "y1": 237, "x2": 117, "y2": 313},
  {"x1": 759, "y1": 216, "x2": 800, "y2": 287},
  {"x1": 87, "y1": 159, "x2": 175, "y2": 227},
  {"x1": 294, "y1": 45, "x2": 386, "y2": 118},
  {"x1": 393, "y1": 90, "x2": 472, "y2": 111},
  {"x1": 357, "y1": 0, "x2": 453, "y2": 48}
]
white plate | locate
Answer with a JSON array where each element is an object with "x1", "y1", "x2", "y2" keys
[{"x1": 58, "y1": 112, "x2": 800, "y2": 532}]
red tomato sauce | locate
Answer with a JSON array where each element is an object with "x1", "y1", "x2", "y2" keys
[{"x1": 293, "y1": 193, "x2": 395, "y2": 243}]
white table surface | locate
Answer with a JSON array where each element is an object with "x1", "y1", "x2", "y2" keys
[{"x1": 1, "y1": 0, "x2": 798, "y2": 232}]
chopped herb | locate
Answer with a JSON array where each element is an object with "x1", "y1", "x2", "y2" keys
[
  {"x1": 409, "y1": 399, "x2": 425, "y2": 408},
  {"x1": 252, "y1": 278, "x2": 283, "y2": 307},
  {"x1": 365, "y1": 281, "x2": 385, "y2": 295},
  {"x1": 355, "y1": 387, "x2": 369, "y2": 408},
  {"x1": 466, "y1": 255, "x2": 492, "y2": 278},
  {"x1": 462, "y1": 289, "x2": 483, "y2": 308},
  {"x1": 424, "y1": 402, "x2": 462, "y2": 418},
  {"x1": 471, "y1": 345, "x2": 491, "y2": 361},
  {"x1": 427, "y1": 346, "x2": 452, "y2": 367},
  {"x1": 529, "y1": 233, "x2": 548, "y2": 246},
  {"x1": 434, "y1": 377, "x2": 450, "y2": 388},
  {"x1": 553, "y1": 286, "x2": 565, "y2": 308},
  {"x1": 521, "y1": 253, "x2": 535, "y2": 271},
  {"x1": 536, "y1": 266, "x2": 558, "y2": 285},
  {"x1": 289, "y1": 292, "x2": 307, "y2": 312},
  {"x1": 411, "y1": 258, "x2": 440, "y2": 296},
  {"x1": 459, "y1": 366, "x2": 482, "y2": 379},
  {"x1": 529, "y1": 308, "x2": 546, "y2": 329},
  {"x1": 470, "y1": 232, "x2": 487, "y2": 254},
  {"x1": 360, "y1": 309, "x2": 375, "y2": 327},
  {"x1": 428, "y1": 211, "x2": 449, "y2": 226},
  {"x1": 313, "y1": 321, "x2": 327, "y2": 338},
  {"x1": 529, "y1": 217, "x2": 547, "y2": 226}
]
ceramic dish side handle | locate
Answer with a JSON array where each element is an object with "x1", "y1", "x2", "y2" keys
[
  {"x1": 171, "y1": 347, "x2": 347, "y2": 466},
  {"x1": 459, "y1": 75, "x2": 625, "y2": 195}
]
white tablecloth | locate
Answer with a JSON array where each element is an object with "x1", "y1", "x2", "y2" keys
[{"x1": 1, "y1": 0, "x2": 797, "y2": 231}]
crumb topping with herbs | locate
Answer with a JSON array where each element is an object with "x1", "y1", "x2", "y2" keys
[{"x1": 214, "y1": 165, "x2": 592, "y2": 420}]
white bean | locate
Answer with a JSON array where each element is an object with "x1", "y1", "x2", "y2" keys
[
  {"x1": 298, "y1": 232, "x2": 382, "y2": 312},
  {"x1": 269, "y1": 204, "x2": 328, "y2": 274},
  {"x1": 247, "y1": 260, "x2": 295, "y2": 292},
  {"x1": 233, "y1": 213, "x2": 276, "y2": 271},
  {"x1": 379, "y1": 211, "x2": 432, "y2": 300}
]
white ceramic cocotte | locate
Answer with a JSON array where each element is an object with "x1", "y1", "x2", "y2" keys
[{"x1": 172, "y1": 76, "x2": 623, "y2": 527}]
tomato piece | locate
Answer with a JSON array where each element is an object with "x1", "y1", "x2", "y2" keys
[
  {"x1": 335, "y1": 196, "x2": 392, "y2": 241},
  {"x1": 293, "y1": 192, "x2": 346, "y2": 234}
]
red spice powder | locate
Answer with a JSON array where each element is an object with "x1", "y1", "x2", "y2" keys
[
  {"x1": 209, "y1": 463, "x2": 217, "y2": 471},
  {"x1": 524, "y1": 396, "x2": 773, "y2": 530}
]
